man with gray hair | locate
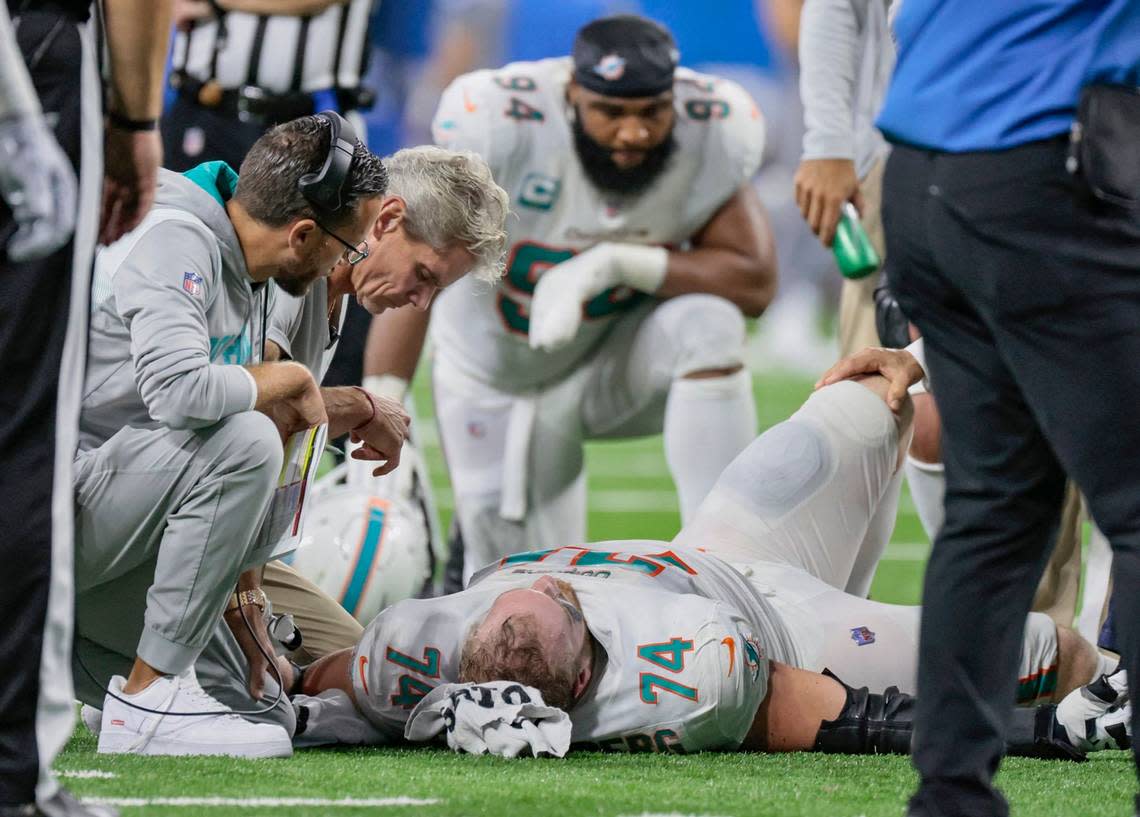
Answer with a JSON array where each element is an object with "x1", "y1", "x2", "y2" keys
[
  {"x1": 263, "y1": 145, "x2": 508, "y2": 378},
  {"x1": 244, "y1": 144, "x2": 510, "y2": 676}
]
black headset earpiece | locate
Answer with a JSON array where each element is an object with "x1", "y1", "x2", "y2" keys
[{"x1": 297, "y1": 110, "x2": 358, "y2": 213}]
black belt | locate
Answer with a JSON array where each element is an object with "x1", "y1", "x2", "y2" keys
[
  {"x1": 8, "y1": 0, "x2": 90, "y2": 23},
  {"x1": 172, "y1": 74, "x2": 316, "y2": 126}
]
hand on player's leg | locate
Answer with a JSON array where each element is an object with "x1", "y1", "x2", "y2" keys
[{"x1": 815, "y1": 347, "x2": 924, "y2": 412}]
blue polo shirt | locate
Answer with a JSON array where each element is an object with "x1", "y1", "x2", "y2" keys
[{"x1": 877, "y1": 0, "x2": 1140, "y2": 152}]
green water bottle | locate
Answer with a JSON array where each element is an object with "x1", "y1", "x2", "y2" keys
[{"x1": 833, "y1": 202, "x2": 880, "y2": 279}]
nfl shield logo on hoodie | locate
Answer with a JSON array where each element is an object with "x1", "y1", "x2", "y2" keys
[{"x1": 182, "y1": 271, "x2": 204, "y2": 299}]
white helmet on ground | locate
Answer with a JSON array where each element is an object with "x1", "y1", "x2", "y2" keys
[{"x1": 290, "y1": 442, "x2": 435, "y2": 624}]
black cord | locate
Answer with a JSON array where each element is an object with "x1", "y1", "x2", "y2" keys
[
  {"x1": 261, "y1": 283, "x2": 268, "y2": 362},
  {"x1": 76, "y1": 603, "x2": 288, "y2": 719}
]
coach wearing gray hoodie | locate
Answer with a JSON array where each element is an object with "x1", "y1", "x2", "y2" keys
[{"x1": 71, "y1": 115, "x2": 389, "y2": 758}]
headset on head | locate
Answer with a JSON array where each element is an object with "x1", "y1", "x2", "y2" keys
[{"x1": 297, "y1": 110, "x2": 358, "y2": 213}]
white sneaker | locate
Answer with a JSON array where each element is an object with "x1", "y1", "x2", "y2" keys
[
  {"x1": 80, "y1": 704, "x2": 102, "y2": 736},
  {"x1": 97, "y1": 672, "x2": 292, "y2": 758}
]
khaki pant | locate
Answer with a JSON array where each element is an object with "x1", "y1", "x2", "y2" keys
[
  {"x1": 263, "y1": 560, "x2": 363, "y2": 663},
  {"x1": 838, "y1": 157, "x2": 887, "y2": 357},
  {"x1": 1032, "y1": 481, "x2": 1085, "y2": 626}
]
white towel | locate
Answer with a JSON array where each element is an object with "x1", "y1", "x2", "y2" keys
[{"x1": 404, "y1": 681, "x2": 571, "y2": 758}]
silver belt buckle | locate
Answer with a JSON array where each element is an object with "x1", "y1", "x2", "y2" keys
[{"x1": 236, "y1": 85, "x2": 266, "y2": 123}]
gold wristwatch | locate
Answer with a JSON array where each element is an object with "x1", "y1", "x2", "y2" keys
[{"x1": 226, "y1": 588, "x2": 268, "y2": 613}]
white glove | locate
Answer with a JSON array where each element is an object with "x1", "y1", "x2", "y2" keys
[
  {"x1": 528, "y1": 242, "x2": 667, "y2": 353},
  {"x1": 0, "y1": 114, "x2": 77, "y2": 261},
  {"x1": 1056, "y1": 667, "x2": 1131, "y2": 753}
]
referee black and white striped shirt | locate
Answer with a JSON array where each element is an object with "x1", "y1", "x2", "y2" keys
[{"x1": 171, "y1": 0, "x2": 374, "y2": 95}]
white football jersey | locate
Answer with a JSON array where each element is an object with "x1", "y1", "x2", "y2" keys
[
  {"x1": 350, "y1": 540, "x2": 798, "y2": 752},
  {"x1": 430, "y1": 57, "x2": 765, "y2": 392}
]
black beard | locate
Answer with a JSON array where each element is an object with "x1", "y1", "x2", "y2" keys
[
  {"x1": 273, "y1": 256, "x2": 320, "y2": 297},
  {"x1": 274, "y1": 273, "x2": 311, "y2": 297},
  {"x1": 571, "y1": 113, "x2": 677, "y2": 197}
]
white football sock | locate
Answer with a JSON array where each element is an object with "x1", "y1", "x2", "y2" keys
[
  {"x1": 905, "y1": 454, "x2": 945, "y2": 540},
  {"x1": 1095, "y1": 651, "x2": 1120, "y2": 680},
  {"x1": 664, "y1": 369, "x2": 756, "y2": 522}
]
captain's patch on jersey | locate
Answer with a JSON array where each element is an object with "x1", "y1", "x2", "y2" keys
[
  {"x1": 518, "y1": 173, "x2": 561, "y2": 210},
  {"x1": 182, "y1": 271, "x2": 204, "y2": 299},
  {"x1": 850, "y1": 626, "x2": 876, "y2": 646}
]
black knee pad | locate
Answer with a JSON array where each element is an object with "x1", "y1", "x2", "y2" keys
[
  {"x1": 813, "y1": 669, "x2": 1086, "y2": 761},
  {"x1": 813, "y1": 669, "x2": 916, "y2": 755}
]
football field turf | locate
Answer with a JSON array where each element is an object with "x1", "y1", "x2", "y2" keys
[{"x1": 56, "y1": 370, "x2": 1137, "y2": 816}]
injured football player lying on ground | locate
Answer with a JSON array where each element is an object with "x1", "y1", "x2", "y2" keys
[{"x1": 284, "y1": 375, "x2": 1122, "y2": 757}]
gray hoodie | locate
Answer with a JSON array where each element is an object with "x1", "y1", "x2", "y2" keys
[{"x1": 80, "y1": 163, "x2": 264, "y2": 451}]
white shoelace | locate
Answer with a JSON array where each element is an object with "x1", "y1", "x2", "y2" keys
[{"x1": 176, "y1": 675, "x2": 247, "y2": 723}]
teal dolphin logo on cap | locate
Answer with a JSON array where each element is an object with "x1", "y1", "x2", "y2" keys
[{"x1": 593, "y1": 54, "x2": 626, "y2": 82}]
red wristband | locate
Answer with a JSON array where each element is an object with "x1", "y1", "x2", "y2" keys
[{"x1": 351, "y1": 386, "x2": 376, "y2": 431}]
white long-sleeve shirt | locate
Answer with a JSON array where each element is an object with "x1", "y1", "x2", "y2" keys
[{"x1": 798, "y1": 0, "x2": 896, "y2": 179}]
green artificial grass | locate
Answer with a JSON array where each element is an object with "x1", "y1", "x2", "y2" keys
[{"x1": 57, "y1": 726, "x2": 1137, "y2": 817}]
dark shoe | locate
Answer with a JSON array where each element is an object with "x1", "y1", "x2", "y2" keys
[
  {"x1": 907, "y1": 780, "x2": 1009, "y2": 817},
  {"x1": 0, "y1": 804, "x2": 37, "y2": 817}
]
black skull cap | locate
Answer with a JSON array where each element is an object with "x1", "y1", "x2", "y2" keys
[{"x1": 572, "y1": 14, "x2": 679, "y2": 99}]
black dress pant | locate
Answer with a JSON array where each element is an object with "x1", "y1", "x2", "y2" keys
[
  {"x1": 885, "y1": 138, "x2": 1140, "y2": 816},
  {"x1": 0, "y1": 9, "x2": 85, "y2": 805}
]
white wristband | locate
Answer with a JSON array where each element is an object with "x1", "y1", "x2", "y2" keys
[
  {"x1": 608, "y1": 243, "x2": 669, "y2": 294},
  {"x1": 903, "y1": 337, "x2": 931, "y2": 395},
  {"x1": 363, "y1": 374, "x2": 409, "y2": 402}
]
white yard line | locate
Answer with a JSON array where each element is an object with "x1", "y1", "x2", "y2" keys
[
  {"x1": 881, "y1": 542, "x2": 931, "y2": 562},
  {"x1": 584, "y1": 457, "x2": 672, "y2": 477},
  {"x1": 83, "y1": 796, "x2": 439, "y2": 808},
  {"x1": 59, "y1": 770, "x2": 117, "y2": 779},
  {"x1": 587, "y1": 490, "x2": 679, "y2": 513}
]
